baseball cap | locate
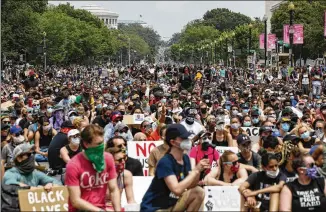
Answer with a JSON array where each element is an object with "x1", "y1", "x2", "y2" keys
[
  {"x1": 251, "y1": 110, "x2": 260, "y2": 116},
  {"x1": 216, "y1": 117, "x2": 225, "y2": 125},
  {"x1": 259, "y1": 126, "x2": 273, "y2": 135},
  {"x1": 165, "y1": 124, "x2": 191, "y2": 144},
  {"x1": 282, "y1": 108, "x2": 292, "y2": 116},
  {"x1": 10, "y1": 125, "x2": 22, "y2": 134},
  {"x1": 13, "y1": 143, "x2": 34, "y2": 160},
  {"x1": 237, "y1": 134, "x2": 251, "y2": 145},
  {"x1": 67, "y1": 129, "x2": 80, "y2": 138},
  {"x1": 111, "y1": 111, "x2": 123, "y2": 122},
  {"x1": 61, "y1": 120, "x2": 75, "y2": 128},
  {"x1": 280, "y1": 117, "x2": 291, "y2": 123}
]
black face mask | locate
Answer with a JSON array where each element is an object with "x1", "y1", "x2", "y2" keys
[
  {"x1": 15, "y1": 154, "x2": 35, "y2": 174},
  {"x1": 201, "y1": 108, "x2": 207, "y2": 114},
  {"x1": 1, "y1": 135, "x2": 7, "y2": 142},
  {"x1": 119, "y1": 111, "x2": 125, "y2": 116},
  {"x1": 30, "y1": 76, "x2": 35, "y2": 81}
]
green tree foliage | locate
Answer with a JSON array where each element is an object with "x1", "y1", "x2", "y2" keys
[{"x1": 271, "y1": 1, "x2": 326, "y2": 60}]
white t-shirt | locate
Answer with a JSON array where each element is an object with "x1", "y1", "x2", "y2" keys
[{"x1": 180, "y1": 119, "x2": 205, "y2": 140}]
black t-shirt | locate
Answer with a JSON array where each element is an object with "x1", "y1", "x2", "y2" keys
[
  {"x1": 286, "y1": 178, "x2": 326, "y2": 212},
  {"x1": 247, "y1": 171, "x2": 286, "y2": 211},
  {"x1": 18, "y1": 118, "x2": 28, "y2": 129},
  {"x1": 92, "y1": 115, "x2": 107, "y2": 128},
  {"x1": 237, "y1": 151, "x2": 261, "y2": 175},
  {"x1": 125, "y1": 156, "x2": 144, "y2": 176},
  {"x1": 48, "y1": 132, "x2": 68, "y2": 169},
  {"x1": 280, "y1": 165, "x2": 297, "y2": 183},
  {"x1": 302, "y1": 137, "x2": 316, "y2": 149}
]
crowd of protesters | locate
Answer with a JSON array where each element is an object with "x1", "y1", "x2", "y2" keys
[{"x1": 1, "y1": 63, "x2": 326, "y2": 211}]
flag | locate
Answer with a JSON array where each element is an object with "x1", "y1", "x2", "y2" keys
[
  {"x1": 267, "y1": 34, "x2": 277, "y2": 49},
  {"x1": 259, "y1": 34, "x2": 264, "y2": 49},
  {"x1": 283, "y1": 25, "x2": 289, "y2": 44},
  {"x1": 293, "y1": 24, "x2": 304, "y2": 44}
]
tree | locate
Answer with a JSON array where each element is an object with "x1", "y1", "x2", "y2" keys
[{"x1": 271, "y1": 1, "x2": 326, "y2": 61}]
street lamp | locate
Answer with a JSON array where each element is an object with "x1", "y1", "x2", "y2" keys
[
  {"x1": 210, "y1": 42, "x2": 214, "y2": 64},
  {"x1": 43, "y1": 31, "x2": 47, "y2": 73},
  {"x1": 214, "y1": 40, "x2": 217, "y2": 64},
  {"x1": 288, "y1": 2, "x2": 295, "y2": 67},
  {"x1": 218, "y1": 37, "x2": 223, "y2": 65},
  {"x1": 263, "y1": 15, "x2": 268, "y2": 67},
  {"x1": 248, "y1": 23, "x2": 253, "y2": 56},
  {"x1": 231, "y1": 32, "x2": 235, "y2": 67},
  {"x1": 128, "y1": 37, "x2": 131, "y2": 66}
]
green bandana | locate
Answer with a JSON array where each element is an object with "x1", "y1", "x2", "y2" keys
[{"x1": 84, "y1": 143, "x2": 105, "y2": 172}]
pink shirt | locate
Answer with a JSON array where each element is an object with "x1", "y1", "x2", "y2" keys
[
  {"x1": 65, "y1": 152, "x2": 117, "y2": 212},
  {"x1": 189, "y1": 145, "x2": 220, "y2": 173}
]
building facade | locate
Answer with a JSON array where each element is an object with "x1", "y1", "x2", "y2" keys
[
  {"x1": 81, "y1": 4, "x2": 119, "y2": 29},
  {"x1": 265, "y1": 1, "x2": 283, "y2": 33}
]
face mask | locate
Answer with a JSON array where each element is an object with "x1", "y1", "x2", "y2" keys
[
  {"x1": 119, "y1": 111, "x2": 125, "y2": 116},
  {"x1": 13, "y1": 135, "x2": 25, "y2": 145},
  {"x1": 231, "y1": 123, "x2": 240, "y2": 130},
  {"x1": 186, "y1": 116, "x2": 194, "y2": 125},
  {"x1": 119, "y1": 132, "x2": 128, "y2": 140},
  {"x1": 33, "y1": 105, "x2": 40, "y2": 110},
  {"x1": 306, "y1": 166, "x2": 318, "y2": 179},
  {"x1": 281, "y1": 123, "x2": 290, "y2": 132},
  {"x1": 252, "y1": 106, "x2": 258, "y2": 110},
  {"x1": 71, "y1": 137, "x2": 80, "y2": 145},
  {"x1": 180, "y1": 139, "x2": 192, "y2": 151},
  {"x1": 15, "y1": 154, "x2": 35, "y2": 174},
  {"x1": 55, "y1": 88, "x2": 59, "y2": 93},
  {"x1": 315, "y1": 129, "x2": 324, "y2": 139},
  {"x1": 232, "y1": 110, "x2": 238, "y2": 116},
  {"x1": 69, "y1": 116, "x2": 76, "y2": 122},
  {"x1": 242, "y1": 109, "x2": 249, "y2": 114},
  {"x1": 115, "y1": 163, "x2": 125, "y2": 173},
  {"x1": 243, "y1": 121, "x2": 251, "y2": 127},
  {"x1": 43, "y1": 125, "x2": 51, "y2": 131},
  {"x1": 266, "y1": 168, "x2": 280, "y2": 179},
  {"x1": 84, "y1": 143, "x2": 105, "y2": 172},
  {"x1": 216, "y1": 124, "x2": 225, "y2": 131},
  {"x1": 203, "y1": 138, "x2": 212, "y2": 144},
  {"x1": 301, "y1": 131, "x2": 310, "y2": 139},
  {"x1": 231, "y1": 163, "x2": 240, "y2": 173},
  {"x1": 201, "y1": 108, "x2": 207, "y2": 114},
  {"x1": 47, "y1": 108, "x2": 53, "y2": 114},
  {"x1": 316, "y1": 103, "x2": 321, "y2": 108},
  {"x1": 252, "y1": 118, "x2": 259, "y2": 124},
  {"x1": 225, "y1": 105, "x2": 230, "y2": 110},
  {"x1": 290, "y1": 96, "x2": 294, "y2": 100}
]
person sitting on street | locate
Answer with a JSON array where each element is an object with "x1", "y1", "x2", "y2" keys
[{"x1": 60, "y1": 129, "x2": 82, "y2": 164}]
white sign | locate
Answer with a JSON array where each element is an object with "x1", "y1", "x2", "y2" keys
[
  {"x1": 215, "y1": 146, "x2": 238, "y2": 155},
  {"x1": 204, "y1": 186, "x2": 241, "y2": 211},
  {"x1": 127, "y1": 141, "x2": 164, "y2": 176},
  {"x1": 241, "y1": 127, "x2": 260, "y2": 144},
  {"x1": 133, "y1": 114, "x2": 145, "y2": 124}
]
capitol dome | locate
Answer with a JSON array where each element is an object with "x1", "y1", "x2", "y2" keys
[{"x1": 81, "y1": 4, "x2": 119, "y2": 29}]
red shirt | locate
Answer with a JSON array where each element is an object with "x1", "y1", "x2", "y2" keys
[
  {"x1": 65, "y1": 152, "x2": 117, "y2": 211},
  {"x1": 147, "y1": 128, "x2": 160, "y2": 141},
  {"x1": 189, "y1": 145, "x2": 220, "y2": 173}
]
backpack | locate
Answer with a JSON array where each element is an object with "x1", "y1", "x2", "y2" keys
[{"x1": 1, "y1": 183, "x2": 29, "y2": 212}]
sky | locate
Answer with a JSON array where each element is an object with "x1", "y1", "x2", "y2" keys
[{"x1": 49, "y1": 1, "x2": 265, "y2": 40}]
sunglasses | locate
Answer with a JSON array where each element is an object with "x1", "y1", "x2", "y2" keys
[
  {"x1": 301, "y1": 162, "x2": 315, "y2": 169},
  {"x1": 14, "y1": 131, "x2": 24, "y2": 137},
  {"x1": 116, "y1": 156, "x2": 127, "y2": 163},
  {"x1": 70, "y1": 134, "x2": 80, "y2": 138},
  {"x1": 223, "y1": 160, "x2": 239, "y2": 166},
  {"x1": 3, "y1": 121, "x2": 10, "y2": 124}
]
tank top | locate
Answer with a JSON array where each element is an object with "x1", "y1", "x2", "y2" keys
[
  {"x1": 302, "y1": 137, "x2": 316, "y2": 149},
  {"x1": 286, "y1": 178, "x2": 326, "y2": 212},
  {"x1": 39, "y1": 129, "x2": 53, "y2": 147},
  {"x1": 218, "y1": 165, "x2": 238, "y2": 183},
  {"x1": 65, "y1": 144, "x2": 82, "y2": 159},
  {"x1": 212, "y1": 131, "x2": 228, "y2": 147}
]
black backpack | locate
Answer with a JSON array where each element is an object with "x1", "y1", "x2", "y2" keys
[{"x1": 1, "y1": 183, "x2": 29, "y2": 212}]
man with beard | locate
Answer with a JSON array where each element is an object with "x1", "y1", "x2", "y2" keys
[{"x1": 92, "y1": 107, "x2": 112, "y2": 128}]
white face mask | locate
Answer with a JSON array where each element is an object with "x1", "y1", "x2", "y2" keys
[
  {"x1": 71, "y1": 137, "x2": 80, "y2": 145},
  {"x1": 180, "y1": 139, "x2": 192, "y2": 151},
  {"x1": 119, "y1": 132, "x2": 128, "y2": 140},
  {"x1": 266, "y1": 168, "x2": 280, "y2": 179},
  {"x1": 13, "y1": 135, "x2": 25, "y2": 144},
  {"x1": 43, "y1": 125, "x2": 51, "y2": 131}
]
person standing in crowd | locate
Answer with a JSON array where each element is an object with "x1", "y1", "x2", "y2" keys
[
  {"x1": 280, "y1": 154, "x2": 326, "y2": 211},
  {"x1": 141, "y1": 124, "x2": 209, "y2": 212},
  {"x1": 65, "y1": 124, "x2": 121, "y2": 212}
]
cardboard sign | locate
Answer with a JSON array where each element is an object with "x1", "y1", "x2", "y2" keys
[
  {"x1": 123, "y1": 114, "x2": 145, "y2": 125},
  {"x1": 18, "y1": 186, "x2": 68, "y2": 212},
  {"x1": 204, "y1": 186, "x2": 241, "y2": 211},
  {"x1": 127, "y1": 141, "x2": 164, "y2": 176},
  {"x1": 241, "y1": 127, "x2": 260, "y2": 144},
  {"x1": 215, "y1": 146, "x2": 239, "y2": 155}
]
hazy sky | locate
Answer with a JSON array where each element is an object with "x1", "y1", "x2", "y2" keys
[{"x1": 49, "y1": 1, "x2": 265, "y2": 40}]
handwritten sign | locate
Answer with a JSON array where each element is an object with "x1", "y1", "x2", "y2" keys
[
  {"x1": 127, "y1": 141, "x2": 164, "y2": 176},
  {"x1": 18, "y1": 186, "x2": 68, "y2": 212},
  {"x1": 215, "y1": 146, "x2": 239, "y2": 155},
  {"x1": 204, "y1": 186, "x2": 241, "y2": 211},
  {"x1": 241, "y1": 127, "x2": 260, "y2": 144}
]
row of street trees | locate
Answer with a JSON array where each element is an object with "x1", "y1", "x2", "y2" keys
[
  {"x1": 1, "y1": 0, "x2": 161, "y2": 66},
  {"x1": 169, "y1": 1, "x2": 326, "y2": 67}
]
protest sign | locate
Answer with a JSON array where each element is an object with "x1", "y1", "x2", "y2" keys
[
  {"x1": 133, "y1": 114, "x2": 145, "y2": 124},
  {"x1": 18, "y1": 186, "x2": 68, "y2": 212},
  {"x1": 215, "y1": 146, "x2": 238, "y2": 155},
  {"x1": 127, "y1": 141, "x2": 164, "y2": 176},
  {"x1": 241, "y1": 127, "x2": 260, "y2": 144},
  {"x1": 203, "y1": 186, "x2": 241, "y2": 211}
]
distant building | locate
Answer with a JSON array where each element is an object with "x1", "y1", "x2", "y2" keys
[
  {"x1": 81, "y1": 4, "x2": 119, "y2": 29},
  {"x1": 265, "y1": 1, "x2": 283, "y2": 33},
  {"x1": 118, "y1": 20, "x2": 150, "y2": 28}
]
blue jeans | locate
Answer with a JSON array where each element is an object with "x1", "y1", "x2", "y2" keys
[
  {"x1": 35, "y1": 147, "x2": 48, "y2": 162},
  {"x1": 312, "y1": 83, "x2": 322, "y2": 97}
]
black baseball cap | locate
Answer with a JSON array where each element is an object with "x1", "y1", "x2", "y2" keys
[
  {"x1": 165, "y1": 124, "x2": 191, "y2": 145},
  {"x1": 237, "y1": 134, "x2": 251, "y2": 145}
]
